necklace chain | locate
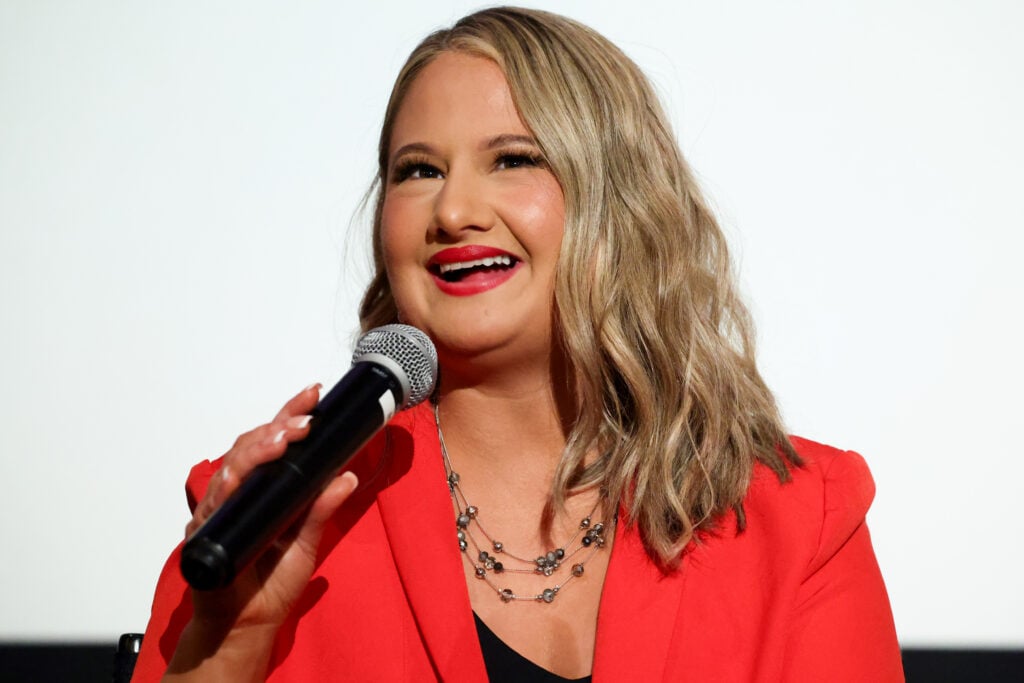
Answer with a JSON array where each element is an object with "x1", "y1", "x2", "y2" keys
[{"x1": 434, "y1": 403, "x2": 611, "y2": 604}]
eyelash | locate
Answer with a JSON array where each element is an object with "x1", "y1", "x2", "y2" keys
[
  {"x1": 494, "y1": 149, "x2": 545, "y2": 170},
  {"x1": 390, "y1": 148, "x2": 546, "y2": 183},
  {"x1": 390, "y1": 156, "x2": 441, "y2": 183}
]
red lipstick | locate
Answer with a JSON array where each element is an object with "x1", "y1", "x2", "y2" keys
[
  {"x1": 427, "y1": 246, "x2": 521, "y2": 296},
  {"x1": 428, "y1": 245, "x2": 513, "y2": 265}
]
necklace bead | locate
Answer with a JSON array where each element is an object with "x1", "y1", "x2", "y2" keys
[{"x1": 434, "y1": 402, "x2": 611, "y2": 605}]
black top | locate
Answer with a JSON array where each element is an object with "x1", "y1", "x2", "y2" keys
[{"x1": 473, "y1": 612, "x2": 593, "y2": 683}]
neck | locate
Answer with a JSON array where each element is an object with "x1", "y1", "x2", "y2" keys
[
  {"x1": 434, "y1": 353, "x2": 576, "y2": 478},
  {"x1": 431, "y1": 345, "x2": 604, "y2": 542}
]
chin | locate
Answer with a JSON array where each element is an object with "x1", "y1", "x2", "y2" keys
[
  {"x1": 438, "y1": 324, "x2": 554, "y2": 370},
  {"x1": 431, "y1": 326, "x2": 507, "y2": 357},
  {"x1": 397, "y1": 299, "x2": 554, "y2": 366}
]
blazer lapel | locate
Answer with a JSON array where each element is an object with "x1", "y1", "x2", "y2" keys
[
  {"x1": 375, "y1": 406, "x2": 488, "y2": 682},
  {"x1": 592, "y1": 513, "x2": 689, "y2": 681}
]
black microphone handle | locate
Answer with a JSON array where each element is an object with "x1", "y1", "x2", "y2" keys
[{"x1": 180, "y1": 361, "x2": 403, "y2": 590}]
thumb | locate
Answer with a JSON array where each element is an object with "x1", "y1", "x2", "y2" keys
[{"x1": 292, "y1": 471, "x2": 360, "y2": 554}]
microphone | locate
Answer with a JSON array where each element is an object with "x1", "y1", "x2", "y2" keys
[{"x1": 180, "y1": 324, "x2": 437, "y2": 590}]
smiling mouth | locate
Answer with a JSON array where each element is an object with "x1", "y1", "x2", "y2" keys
[{"x1": 431, "y1": 255, "x2": 518, "y2": 283}]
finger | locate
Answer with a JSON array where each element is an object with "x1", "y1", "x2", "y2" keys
[
  {"x1": 184, "y1": 438, "x2": 281, "y2": 539},
  {"x1": 213, "y1": 383, "x2": 319, "y2": 471},
  {"x1": 187, "y1": 412, "x2": 318, "y2": 539},
  {"x1": 185, "y1": 470, "x2": 224, "y2": 537},
  {"x1": 184, "y1": 385, "x2": 321, "y2": 541},
  {"x1": 273, "y1": 383, "x2": 322, "y2": 422},
  {"x1": 220, "y1": 411, "x2": 314, "y2": 488},
  {"x1": 221, "y1": 415, "x2": 314, "y2": 489},
  {"x1": 291, "y1": 472, "x2": 360, "y2": 558},
  {"x1": 246, "y1": 471, "x2": 359, "y2": 585},
  {"x1": 310, "y1": 471, "x2": 359, "y2": 523},
  {"x1": 184, "y1": 461, "x2": 234, "y2": 536},
  {"x1": 213, "y1": 383, "x2": 320, "y2": 479}
]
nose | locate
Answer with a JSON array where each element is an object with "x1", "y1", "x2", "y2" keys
[{"x1": 430, "y1": 167, "x2": 494, "y2": 239}]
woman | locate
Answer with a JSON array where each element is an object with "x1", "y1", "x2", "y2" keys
[{"x1": 134, "y1": 7, "x2": 902, "y2": 681}]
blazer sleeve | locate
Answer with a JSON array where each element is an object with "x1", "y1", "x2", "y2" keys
[
  {"x1": 780, "y1": 448, "x2": 904, "y2": 681},
  {"x1": 132, "y1": 459, "x2": 220, "y2": 682}
]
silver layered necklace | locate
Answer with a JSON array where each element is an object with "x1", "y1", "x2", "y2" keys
[{"x1": 434, "y1": 403, "x2": 611, "y2": 604}]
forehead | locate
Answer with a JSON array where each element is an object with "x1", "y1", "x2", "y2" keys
[{"x1": 388, "y1": 52, "x2": 531, "y2": 154}]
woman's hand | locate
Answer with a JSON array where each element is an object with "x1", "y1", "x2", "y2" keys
[{"x1": 165, "y1": 384, "x2": 359, "y2": 681}]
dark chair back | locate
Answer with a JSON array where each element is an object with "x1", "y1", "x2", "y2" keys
[{"x1": 113, "y1": 633, "x2": 142, "y2": 683}]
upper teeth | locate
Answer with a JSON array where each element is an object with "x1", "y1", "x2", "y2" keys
[{"x1": 438, "y1": 255, "x2": 512, "y2": 274}]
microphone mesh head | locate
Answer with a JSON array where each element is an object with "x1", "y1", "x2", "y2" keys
[{"x1": 352, "y1": 324, "x2": 438, "y2": 408}]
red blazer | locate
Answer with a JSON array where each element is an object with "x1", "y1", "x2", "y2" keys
[{"x1": 134, "y1": 404, "x2": 903, "y2": 681}]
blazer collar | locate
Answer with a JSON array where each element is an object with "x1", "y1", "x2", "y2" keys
[{"x1": 375, "y1": 405, "x2": 489, "y2": 682}]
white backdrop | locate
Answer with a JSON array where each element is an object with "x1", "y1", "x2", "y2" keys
[{"x1": 1, "y1": 0, "x2": 1021, "y2": 646}]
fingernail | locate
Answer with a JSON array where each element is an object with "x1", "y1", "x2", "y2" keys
[
  {"x1": 273, "y1": 429, "x2": 286, "y2": 444},
  {"x1": 342, "y1": 471, "x2": 359, "y2": 491},
  {"x1": 287, "y1": 415, "x2": 313, "y2": 429},
  {"x1": 303, "y1": 382, "x2": 322, "y2": 393}
]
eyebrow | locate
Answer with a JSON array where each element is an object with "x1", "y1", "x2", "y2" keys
[
  {"x1": 388, "y1": 134, "x2": 540, "y2": 168},
  {"x1": 483, "y1": 134, "x2": 538, "y2": 150},
  {"x1": 388, "y1": 142, "x2": 435, "y2": 168}
]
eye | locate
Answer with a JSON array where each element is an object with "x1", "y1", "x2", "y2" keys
[
  {"x1": 494, "y1": 150, "x2": 545, "y2": 171},
  {"x1": 391, "y1": 158, "x2": 443, "y2": 183}
]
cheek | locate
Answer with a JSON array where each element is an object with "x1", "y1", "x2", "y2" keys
[
  {"x1": 379, "y1": 201, "x2": 414, "y2": 273},
  {"x1": 509, "y1": 182, "x2": 565, "y2": 265},
  {"x1": 378, "y1": 204, "x2": 423, "y2": 321}
]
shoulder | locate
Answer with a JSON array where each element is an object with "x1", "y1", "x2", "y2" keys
[
  {"x1": 740, "y1": 436, "x2": 877, "y2": 573},
  {"x1": 664, "y1": 438, "x2": 900, "y2": 680},
  {"x1": 780, "y1": 436, "x2": 875, "y2": 512},
  {"x1": 679, "y1": 437, "x2": 883, "y2": 613},
  {"x1": 747, "y1": 436, "x2": 876, "y2": 519}
]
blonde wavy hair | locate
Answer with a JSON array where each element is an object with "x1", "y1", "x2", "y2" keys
[{"x1": 359, "y1": 7, "x2": 800, "y2": 566}]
